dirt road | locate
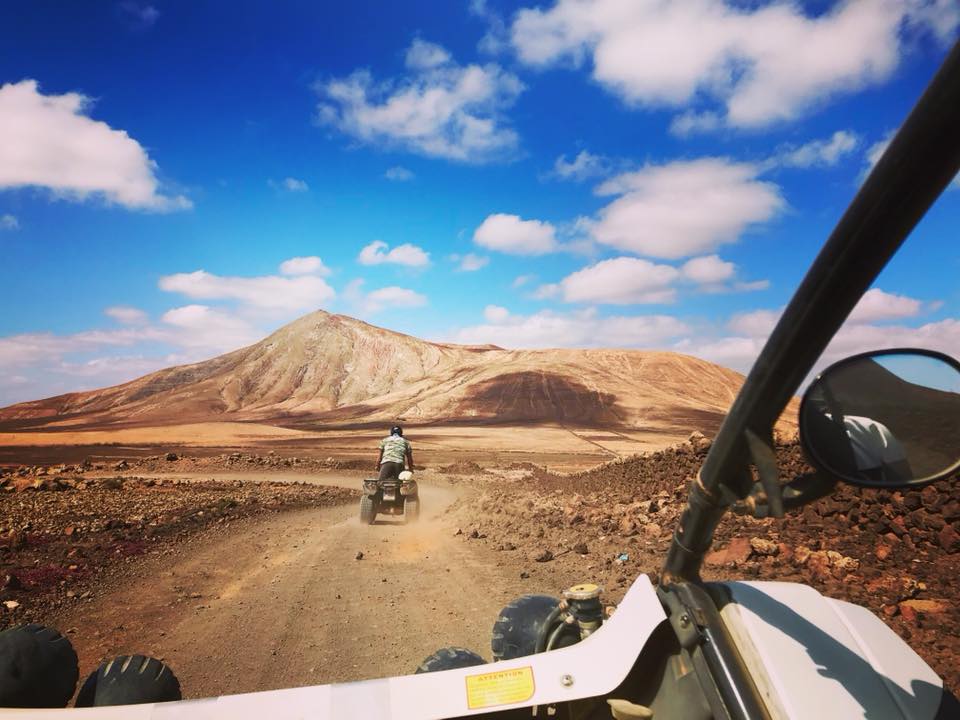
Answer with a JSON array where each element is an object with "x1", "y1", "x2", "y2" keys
[{"x1": 52, "y1": 481, "x2": 531, "y2": 699}]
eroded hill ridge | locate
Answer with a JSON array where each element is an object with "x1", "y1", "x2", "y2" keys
[{"x1": 1, "y1": 310, "x2": 747, "y2": 430}]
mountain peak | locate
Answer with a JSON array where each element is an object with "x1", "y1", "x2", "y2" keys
[{"x1": 0, "y1": 310, "x2": 745, "y2": 433}]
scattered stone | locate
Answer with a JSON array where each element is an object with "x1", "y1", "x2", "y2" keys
[
  {"x1": 1, "y1": 574, "x2": 22, "y2": 592},
  {"x1": 899, "y1": 599, "x2": 949, "y2": 615},
  {"x1": 355, "y1": 551, "x2": 364, "y2": 560},
  {"x1": 3, "y1": 601, "x2": 20, "y2": 611},
  {"x1": 573, "y1": 542, "x2": 589, "y2": 555},
  {"x1": 749, "y1": 538, "x2": 779, "y2": 557},
  {"x1": 165, "y1": 453, "x2": 179, "y2": 462},
  {"x1": 705, "y1": 537, "x2": 753, "y2": 567},
  {"x1": 533, "y1": 549, "x2": 554, "y2": 563},
  {"x1": 642, "y1": 523, "x2": 662, "y2": 538},
  {"x1": 900, "y1": 603, "x2": 919, "y2": 625},
  {"x1": 938, "y1": 524, "x2": 959, "y2": 553},
  {"x1": 454, "y1": 528, "x2": 463, "y2": 536},
  {"x1": 519, "y1": 571, "x2": 530, "y2": 579},
  {"x1": 688, "y1": 431, "x2": 712, "y2": 452}
]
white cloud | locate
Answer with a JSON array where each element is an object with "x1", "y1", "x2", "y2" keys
[
  {"x1": 734, "y1": 279, "x2": 771, "y2": 292},
  {"x1": 848, "y1": 288, "x2": 923, "y2": 323},
  {"x1": 0, "y1": 325, "x2": 170, "y2": 373},
  {"x1": 160, "y1": 304, "x2": 261, "y2": 351},
  {"x1": 555, "y1": 256, "x2": 679, "y2": 304},
  {"x1": 385, "y1": 166, "x2": 415, "y2": 181},
  {"x1": 316, "y1": 40, "x2": 524, "y2": 162},
  {"x1": 680, "y1": 254, "x2": 735, "y2": 284},
  {"x1": 358, "y1": 240, "x2": 430, "y2": 267},
  {"x1": 681, "y1": 291, "x2": 953, "y2": 374},
  {"x1": 513, "y1": 274, "x2": 536, "y2": 288},
  {"x1": 120, "y1": 2, "x2": 160, "y2": 29},
  {"x1": 456, "y1": 253, "x2": 490, "y2": 272},
  {"x1": 0, "y1": 214, "x2": 18, "y2": 230},
  {"x1": 669, "y1": 111, "x2": 721, "y2": 137},
  {"x1": 342, "y1": 278, "x2": 428, "y2": 314},
  {"x1": 453, "y1": 306, "x2": 689, "y2": 348},
  {"x1": 470, "y1": 0, "x2": 510, "y2": 55},
  {"x1": 279, "y1": 256, "x2": 331, "y2": 276},
  {"x1": 268, "y1": 177, "x2": 309, "y2": 192},
  {"x1": 474, "y1": 213, "x2": 559, "y2": 255},
  {"x1": 775, "y1": 130, "x2": 860, "y2": 169},
  {"x1": 0, "y1": 80, "x2": 190, "y2": 211},
  {"x1": 592, "y1": 159, "x2": 784, "y2": 259},
  {"x1": 532, "y1": 283, "x2": 561, "y2": 300},
  {"x1": 159, "y1": 267, "x2": 336, "y2": 313},
  {"x1": 105, "y1": 306, "x2": 148, "y2": 325},
  {"x1": 283, "y1": 177, "x2": 308, "y2": 192},
  {"x1": 55, "y1": 355, "x2": 168, "y2": 380},
  {"x1": 727, "y1": 308, "x2": 782, "y2": 338},
  {"x1": 824, "y1": 317, "x2": 960, "y2": 364},
  {"x1": 551, "y1": 150, "x2": 609, "y2": 181},
  {"x1": 511, "y1": 0, "x2": 956, "y2": 129},
  {"x1": 484, "y1": 305, "x2": 511, "y2": 323},
  {"x1": 405, "y1": 39, "x2": 452, "y2": 70}
]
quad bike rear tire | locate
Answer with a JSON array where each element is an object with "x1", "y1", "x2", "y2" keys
[
  {"x1": 360, "y1": 496, "x2": 376, "y2": 525},
  {"x1": 404, "y1": 496, "x2": 420, "y2": 523}
]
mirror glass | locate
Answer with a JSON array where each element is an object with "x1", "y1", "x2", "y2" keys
[{"x1": 799, "y1": 350, "x2": 960, "y2": 487}]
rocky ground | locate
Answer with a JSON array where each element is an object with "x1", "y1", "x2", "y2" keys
[
  {"x1": 444, "y1": 436, "x2": 960, "y2": 696},
  {"x1": 0, "y1": 462, "x2": 357, "y2": 628},
  {"x1": 1, "y1": 441, "x2": 957, "y2": 699}
]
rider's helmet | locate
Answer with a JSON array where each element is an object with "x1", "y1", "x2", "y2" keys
[{"x1": 391, "y1": 425, "x2": 403, "y2": 437}]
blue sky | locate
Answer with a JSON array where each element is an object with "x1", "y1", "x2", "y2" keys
[{"x1": 1, "y1": 1, "x2": 958, "y2": 406}]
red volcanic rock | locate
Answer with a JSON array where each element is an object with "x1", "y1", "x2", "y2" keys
[
  {"x1": 938, "y1": 524, "x2": 959, "y2": 553},
  {"x1": 900, "y1": 599, "x2": 949, "y2": 615},
  {"x1": 705, "y1": 537, "x2": 753, "y2": 567}
]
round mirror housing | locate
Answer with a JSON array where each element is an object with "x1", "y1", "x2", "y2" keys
[{"x1": 799, "y1": 348, "x2": 960, "y2": 488}]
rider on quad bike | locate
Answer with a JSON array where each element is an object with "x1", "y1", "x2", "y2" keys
[
  {"x1": 377, "y1": 425, "x2": 414, "y2": 481},
  {"x1": 361, "y1": 425, "x2": 420, "y2": 524}
]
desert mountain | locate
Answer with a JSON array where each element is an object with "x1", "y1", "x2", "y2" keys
[{"x1": 0, "y1": 310, "x2": 749, "y2": 432}]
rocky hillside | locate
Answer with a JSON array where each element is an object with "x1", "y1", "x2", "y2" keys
[
  {"x1": 448, "y1": 439, "x2": 960, "y2": 694},
  {"x1": 0, "y1": 311, "x2": 750, "y2": 432}
]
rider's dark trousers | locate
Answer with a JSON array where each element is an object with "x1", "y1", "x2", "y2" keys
[{"x1": 378, "y1": 461, "x2": 404, "y2": 482}]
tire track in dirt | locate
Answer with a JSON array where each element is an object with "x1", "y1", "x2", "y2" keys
[{"x1": 51, "y1": 482, "x2": 529, "y2": 699}]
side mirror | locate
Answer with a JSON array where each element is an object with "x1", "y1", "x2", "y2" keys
[{"x1": 799, "y1": 349, "x2": 960, "y2": 488}]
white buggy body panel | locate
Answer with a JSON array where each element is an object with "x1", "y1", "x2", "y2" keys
[
  {"x1": 4, "y1": 576, "x2": 946, "y2": 719},
  {"x1": 5, "y1": 576, "x2": 665, "y2": 719},
  {"x1": 719, "y1": 580, "x2": 945, "y2": 720}
]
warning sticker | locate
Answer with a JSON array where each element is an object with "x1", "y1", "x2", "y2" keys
[{"x1": 465, "y1": 666, "x2": 535, "y2": 710}]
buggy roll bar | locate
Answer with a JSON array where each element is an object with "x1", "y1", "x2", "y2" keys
[{"x1": 663, "y1": 40, "x2": 960, "y2": 584}]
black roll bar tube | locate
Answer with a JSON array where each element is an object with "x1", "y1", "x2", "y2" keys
[{"x1": 663, "y1": 39, "x2": 960, "y2": 584}]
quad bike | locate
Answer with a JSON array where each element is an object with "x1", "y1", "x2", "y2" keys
[
  {"x1": 360, "y1": 468, "x2": 420, "y2": 524},
  {"x1": 2, "y1": 37, "x2": 960, "y2": 720}
]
